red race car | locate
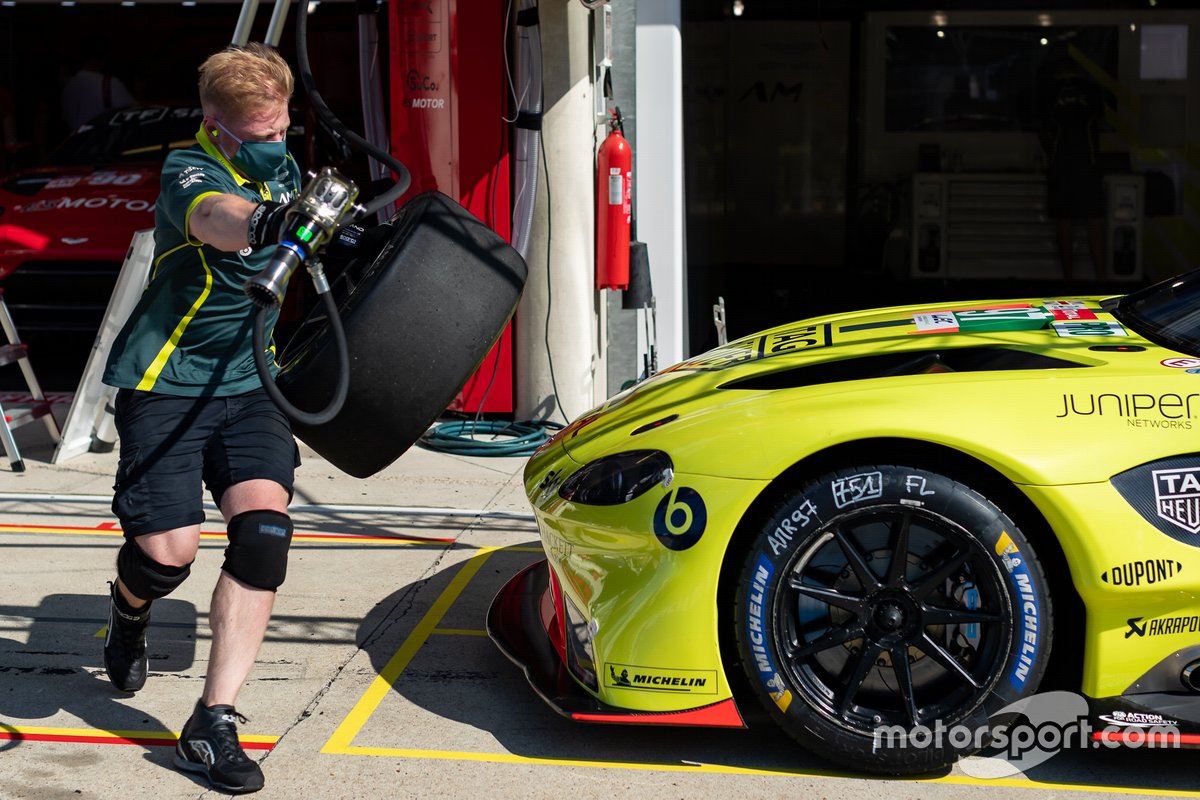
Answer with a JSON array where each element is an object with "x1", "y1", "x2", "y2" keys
[{"x1": 0, "y1": 106, "x2": 203, "y2": 336}]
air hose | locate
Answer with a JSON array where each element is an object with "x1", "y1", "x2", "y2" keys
[
  {"x1": 418, "y1": 419, "x2": 564, "y2": 458},
  {"x1": 249, "y1": 0, "x2": 411, "y2": 425}
]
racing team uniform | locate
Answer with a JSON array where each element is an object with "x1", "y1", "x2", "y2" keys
[{"x1": 102, "y1": 124, "x2": 303, "y2": 536}]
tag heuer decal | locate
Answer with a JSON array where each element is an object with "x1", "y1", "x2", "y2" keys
[
  {"x1": 1112, "y1": 457, "x2": 1200, "y2": 548},
  {"x1": 1153, "y1": 467, "x2": 1200, "y2": 534}
]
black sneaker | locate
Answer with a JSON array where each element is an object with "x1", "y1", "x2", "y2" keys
[
  {"x1": 174, "y1": 701, "x2": 265, "y2": 794},
  {"x1": 103, "y1": 581, "x2": 149, "y2": 692}
]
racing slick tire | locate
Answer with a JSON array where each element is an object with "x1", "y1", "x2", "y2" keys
[
  {"x1": 734, "y1": 464, "x2": 1053, "y2": 775},
  {"x1": 275, "y1": 191, "x2": 528, "y2": 478}
]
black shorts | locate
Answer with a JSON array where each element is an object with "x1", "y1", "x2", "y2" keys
[{"x1": 111, "y1": 388, "x2": 301, "y2": 537}]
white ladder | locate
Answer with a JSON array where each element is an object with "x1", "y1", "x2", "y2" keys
[{"x1": 0, "y1": 289, "x2": 62, "y2": 471}]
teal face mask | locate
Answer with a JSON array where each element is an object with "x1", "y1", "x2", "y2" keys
[{"x1": 212, "y1": 118, "x2": 287, "y2": 182}]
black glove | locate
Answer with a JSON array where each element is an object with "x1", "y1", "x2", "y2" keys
[{"x1": 246, "y1": 200, "x2": 294, "y2": 250}]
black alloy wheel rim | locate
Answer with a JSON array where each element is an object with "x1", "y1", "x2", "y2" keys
[{"x1": 776, "y1": 504, "x2": 1013, "y2": 734}]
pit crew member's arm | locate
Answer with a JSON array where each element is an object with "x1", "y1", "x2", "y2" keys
[
  {"x1": 187, "y1": 193, "x2": 260, "y2": 253},
  {"x1": 188, "y1": 193, "x2": 294, "y2": 253}
]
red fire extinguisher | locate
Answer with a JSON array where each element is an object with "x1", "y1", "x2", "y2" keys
[{"x1": 596, "y1": 107, "x2": 632, "y2": 290}]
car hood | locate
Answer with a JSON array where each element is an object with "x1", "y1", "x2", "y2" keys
[
  {"x1": 0, "y1": 164, "x2": 158, "y2": 269},
  {"x1": 541, "y1": 294, "x2": 1147, "y2": 466}
]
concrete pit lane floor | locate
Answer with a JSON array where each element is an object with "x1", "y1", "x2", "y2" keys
[{"x1": 0, "y1": 415, "x2": 1198, "y2": 800}]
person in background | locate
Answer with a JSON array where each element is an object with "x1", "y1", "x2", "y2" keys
[
  {"x1": 1037, "y1": 43, "x2": 1107, "y2": 281},
  {"x1": 61, "y1": 45, "x2": 136, "y2": 132},
  {"x1": 99, "y1": 42, "x2": 303, "y2": 795}
]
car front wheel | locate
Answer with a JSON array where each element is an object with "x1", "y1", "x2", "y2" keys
[{"x1": 734, "y1": 464, "x2": 1053, "y2": 775}]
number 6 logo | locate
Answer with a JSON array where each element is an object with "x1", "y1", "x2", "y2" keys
[{"x1": 653, "y1": 487, "x2": 707, "y2": 551}]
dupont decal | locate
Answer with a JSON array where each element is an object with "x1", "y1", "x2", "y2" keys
[
  {"x1": 1101, "y1": 559, "x2": 1183, "y2": 587},
  {"x1": 669, "y1": 323, "x2": 832, "y2": 371},
  {"x1": 831, "y1": 471, "x2": 882, "y2": 508},
  {"x1": 1125, "y1": 615, "x2": 1200, "y2": 638},
  {"x1": 995, "y1": 531, "x2": 1041, "y2": 690},
  {"x1": 604, "y1": 663, "x2": 717, "y2": 694},
  {"x1": 746, "y1": 555, "x2": 793, "y2": 712},
  {"x1": 1055, "y1": 392, "x2": 1198, "y2": 428},
  {"x1": 1112, "y1": 458, "x2": 1200, "y2": 547},
  {"x1": 652, "y1": 487, "x2": 706, "y2": 551}
]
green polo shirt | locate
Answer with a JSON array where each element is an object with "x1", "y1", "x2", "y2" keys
[{"x1": 103, "y1": 125, "x2": 302, "y2": 396}]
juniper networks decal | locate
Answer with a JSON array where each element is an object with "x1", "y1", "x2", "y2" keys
[{"x1": 1111, "y1": 456, "x2": 1200, "y2": 548}]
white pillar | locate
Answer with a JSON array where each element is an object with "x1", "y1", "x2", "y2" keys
[
  {"x1": 515, "y1": 0, "x2": 598, "y2": 424},
  {"x1": 635, "y1": 0, "x2": 685, "y2": 367}
]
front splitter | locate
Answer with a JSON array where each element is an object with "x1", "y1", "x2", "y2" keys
[{"x1": 487, "y1": 558, "x2": 743, "y2": 728}]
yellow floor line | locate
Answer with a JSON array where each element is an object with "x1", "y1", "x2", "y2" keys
[
  {"x1": 320, "y1": 547, "x2": 498, "y2": 754},
  {"x1": 431, "y1": 628, "x2": 489, "y2": 636}
]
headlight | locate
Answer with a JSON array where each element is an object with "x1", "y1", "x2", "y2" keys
[{"x1": 558, "y1": 450, "x2": 673, "y2": 506}]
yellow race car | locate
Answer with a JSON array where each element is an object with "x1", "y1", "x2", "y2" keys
[{"x1": 489, "y1": 271, "x2": 1200, "y2": 775}]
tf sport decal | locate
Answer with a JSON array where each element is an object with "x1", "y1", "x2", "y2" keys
[
  {"x1": 746, "y1": 555, "x2": 794, "y2": 713},
  {"x1": 671, "y1": 323, "x2": 833, "y2": 371},
  {"x1": 995, "y1": 531, "x2": 1042, "y2": 691},
  {"x1": 1112, "y1": 456, "x2": 1200, "y2": 547},
  {"x1": 653, "y1": 487, "x2": 707, "y2": 551}
]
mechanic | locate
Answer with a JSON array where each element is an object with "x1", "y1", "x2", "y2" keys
[
  {"x1": 1037, "y1": 44, "x2": 1107, "y2": 282},
  {"x1": 98, "y1": 42, "x2": 304, "y2": 795},
  {"x1": 60, "y1": 45, "x2": 136, "y2": 132}
]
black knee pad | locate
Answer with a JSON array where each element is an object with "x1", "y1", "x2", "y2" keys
[
  {"x1": 222, "y1": 510, "x2": 294, "y2": 591},
  {"x1": 117, "y1": 540, "x2": 192, "y2": 601}
]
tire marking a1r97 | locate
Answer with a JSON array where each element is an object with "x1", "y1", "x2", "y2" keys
[
  {"x1": 746, "y1": 555, "x2": 793, "y2": 712},
  {"x1": 995, "y1": 531, "x2": 1041, "y2": 690},
  {"x1": 767, "y1": 498, "x2": 820, "y2": 557}
]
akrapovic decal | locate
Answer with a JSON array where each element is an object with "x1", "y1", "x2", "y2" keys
[
  {"x1": 652, "y1": 487, "x2": 707, "y2": 551},
  {"x1": 746, "y1": 555, "x2": 793, "y2": 712},
  {"x1": 604, "y1": 663, "x2": 717, "y2": 694},
  {"x1": 1112, "y1": 457, "x2": 1200, "y2": 548},
  {"x1": 1125, "y1": 615, "x2": 1200, "y2": 638},
  {"x1": 995, "y1": 531, "x2": 1041, "y2": 690}
]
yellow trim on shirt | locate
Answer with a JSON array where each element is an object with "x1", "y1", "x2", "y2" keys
[
  {"x1": 183, "y1": 191, "x2": 222, "y2": 246},
  {"x1": 149, "y1": 241, "x2": 192, "y2": 283},
  {"x1": 134, "y1": 251, "x2": 214, "y2": 391}
]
